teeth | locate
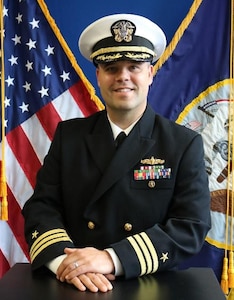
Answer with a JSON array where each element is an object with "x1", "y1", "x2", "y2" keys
[{"x1": 116, "y1": 88, "x2": 131, "y2": 92}]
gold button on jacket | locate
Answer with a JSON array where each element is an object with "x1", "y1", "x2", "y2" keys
[
  {"x1": 148, "y1": 180, "x2": 156, "y2": 188},
  {"x1": 124, "y1": 223, "x2": 132, "y2": 232},
  {"x1": 88, "y1": 221, "x2": 95, "y2": 230}
]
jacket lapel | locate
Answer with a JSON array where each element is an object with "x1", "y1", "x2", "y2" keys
[
  {"x1": 84, "y1": 106, "x2": 157, "y2": 217},
  {"x1": 85, "y1": 112, "x2": 116, "y2": 173}
]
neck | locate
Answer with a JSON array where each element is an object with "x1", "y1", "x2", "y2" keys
[
  {"x1": 106, "y1": 102, "x2": 147, "y2": 129},
  {"x1": 107, "y1": 110, "x2": 143, "y2": 129}
]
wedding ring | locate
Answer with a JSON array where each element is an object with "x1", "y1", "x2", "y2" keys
[{"x1": 73, "y1": 262, "x2": 79, "y2": 269}]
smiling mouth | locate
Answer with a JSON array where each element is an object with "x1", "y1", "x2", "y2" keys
[{"x1": 114, "y1": 88, "x2": 133, "y2": 92}]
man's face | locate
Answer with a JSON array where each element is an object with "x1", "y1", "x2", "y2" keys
[{"x1": 96, "y1": 60, "x2": 154, "y2": 116}]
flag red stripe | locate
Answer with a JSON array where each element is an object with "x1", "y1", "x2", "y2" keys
[
  {"x1": 0, "y1": 250, "x2": 10, "y2": 278},
  {"x1": 6, "y1": 127, "x2": 41, "y2": 188},
  {"x1": 36, "y1": 102, "x2": 62, "y2": 141},
  {"x1": 7, "y1": 187, "x2": 30, "y2": 260},
  {"x1": 69, "y1": 81, "x2": 100, "y2": 116}
]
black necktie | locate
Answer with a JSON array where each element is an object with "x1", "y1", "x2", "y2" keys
[{"x1": 115, "y1": 131, "x2": 126, "y2": 149}]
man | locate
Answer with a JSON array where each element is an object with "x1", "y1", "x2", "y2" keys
[{"x1": 22, "y1": 14, "x2": 211, "y2": 293}]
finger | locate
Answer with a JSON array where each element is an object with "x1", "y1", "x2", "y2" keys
[
  {"x1": 78, "y1": 274, "x2": 99, "y2": 293},
  {"x1": 64, "y1": 247, "x2": 77, "y2": 253},
  {"x1": 57, "y1": 260, "x2": 80, "y2": 282},
  {"x1": 94, "y1": 273, "x2": 113, "y2": 291},
  {"x1": 105, "y1": 274, "x2": 116, "y2": 281},
  {"x1": 69, "y1": 277, "x2": 86, "y2": 292},
  {"x1": 57, "y1": 248, "x2": 81, "y2": 277},
  {"x1": 56, "y1": 254, "x2": 75, "y2": 278},
  {"x1": 78, "y1": 273, "x2": 113, "y2": 293}
]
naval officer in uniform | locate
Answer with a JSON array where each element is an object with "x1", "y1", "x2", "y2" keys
[{"x1": 22, "y1": 13, "x2": 211, "y2": 292}]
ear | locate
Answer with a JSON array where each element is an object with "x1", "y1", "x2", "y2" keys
[{"x1": 148, "y1": 64, "x2": 154, "y2": 85}]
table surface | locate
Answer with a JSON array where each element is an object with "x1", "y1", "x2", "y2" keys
[{"x1": 0, "y1": 263, "x2": 226, "y2": 300}]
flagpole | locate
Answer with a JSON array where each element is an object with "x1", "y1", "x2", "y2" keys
[
  {"x1": 0, "y1": 0, "x2": 8, "y2": 221},
  {"x1": 222, "y1": 0, "x2": 234, "y2": 296},
  {"x1": 228, "y1": 0, "x2": 234, "y2": 289}
]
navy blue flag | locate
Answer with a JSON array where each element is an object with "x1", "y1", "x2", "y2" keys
[
  {"x1": 148, "y1": 0, "x2": 231, "y2": 285},
  {"x1": 149, "y1": 0, "x2": 230, "y2": 121}
]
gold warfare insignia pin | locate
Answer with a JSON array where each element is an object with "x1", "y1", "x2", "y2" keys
[{"x1": 140, "y1": 156, "x2": 165, "y2": 165}]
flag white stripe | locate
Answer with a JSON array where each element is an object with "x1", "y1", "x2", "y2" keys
[
  {"x1": 21, "y1": 114, "x2": 52, "y2": 164},
  {"x1": 0, "y1": 221, "x2": 29, "y2": 267},
  {"x1": 52, "y1": 89, "x2": 85, "y2": 120},
  {"x1": 5, "y1": 141, "x2": 33, "y2": 209}
]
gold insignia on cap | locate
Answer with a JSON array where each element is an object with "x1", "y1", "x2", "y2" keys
[
  {"x1": 111, "y1": 20, "x2": 136, "y2": 43},
  {"x1": 141, "y1": 156, "x2": 165, "y2": 165}
]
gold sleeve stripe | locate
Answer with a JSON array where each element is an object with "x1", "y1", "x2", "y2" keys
[
  {"x1": 134, "y1": 234, "x2": 149, "y2": 276},
  {"x1": 30, "y1": 232, "x2": 70, "y2": 258},
  {"x1": 139, "y1": 232, "x2": 158, "y2": 273},
  {"x1": 127, "y1": 232, "x2": 159, "y2": 275},
  {"x1": 30, "y1": 229, "x2": 72, "y2": 262},
  {"x1": 134, "y1": 234, "x2": 153, "y2": 275},
  {"x1": 30, "y1": 229, "x2": 70, "y2": 254},
  {"x1": 127, "y1": 236, "x2": 147, "y2": 275},
  {"x1": 30, "y1": 236, "x2": 71, "y2": 262}
]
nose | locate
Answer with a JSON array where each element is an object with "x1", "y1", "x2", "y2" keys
[{"x1": 116, "y1": 67, "x2": 130, "y2": 82}]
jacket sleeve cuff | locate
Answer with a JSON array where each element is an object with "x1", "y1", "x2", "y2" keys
[
  {"x1": 105, "y1": 248, "x2": 124, "y2": 276},
  {"x1": 46, "y1": 254, "x2": 67, "y2": 274}
]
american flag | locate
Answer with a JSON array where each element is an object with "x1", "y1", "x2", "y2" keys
[{"x1": 0, "y1": 0, "x2": 103, "y2": 278}]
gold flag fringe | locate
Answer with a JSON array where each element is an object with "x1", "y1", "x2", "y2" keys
[
  {"x1": 221, "y1": 257, "x2": 229, "y2": 295},
  {"x1": 229, "y1": 252, "x2": 234, "y2": 288},
  {"x1": 222, "y1": 0, "x2": 234, "y2": 296},
  {"x1": 228, "y1": 288, "x2": 234, "y2": 300},
  {"x1": 0, "y1": 0, "x2": 8, "y2": 220}
]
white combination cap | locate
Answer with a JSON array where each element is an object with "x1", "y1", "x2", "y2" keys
[{"x1": 78, "y1": 13, "x2": 166, "y2": 64}]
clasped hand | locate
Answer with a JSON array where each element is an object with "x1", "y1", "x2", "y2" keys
[{"x1": 56, "y1": 247, "x2": 115, "y2": 292}]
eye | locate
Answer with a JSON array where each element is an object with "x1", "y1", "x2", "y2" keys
[
  {"x1": 105, "y1": 66, "x2": 117, "y2": 73},
  {"x1": 101, "y1": 63, "x2": 118, "y2": 73},
  {"x1": 129, "y1": 63, "x2": 141, "y2": 72},
  {"x1": 130, "y1": 65, "x2": 138, "y2": 70}
]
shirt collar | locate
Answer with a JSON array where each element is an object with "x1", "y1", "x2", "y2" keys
[{"x1": 107, "y1": 115, "x2": 140, "y2": 139}]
